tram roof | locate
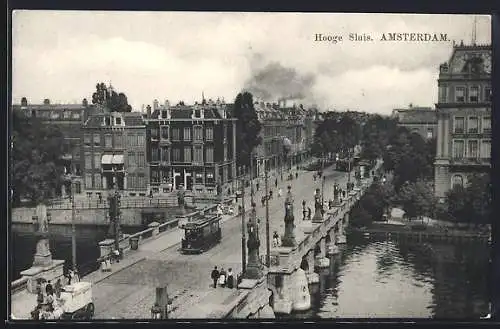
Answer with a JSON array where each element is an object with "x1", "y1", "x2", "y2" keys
[{"x1": 183, "y1": 214, "x2": 220, "y2": 229}]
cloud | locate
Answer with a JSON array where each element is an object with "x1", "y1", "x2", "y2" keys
[{"x1": 11, "y1": 11, "x2": 491, "y2": 113}]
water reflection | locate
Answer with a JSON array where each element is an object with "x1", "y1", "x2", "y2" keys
[{"x1": 281, "y1": 233, "x2": 489, "y2": 319}]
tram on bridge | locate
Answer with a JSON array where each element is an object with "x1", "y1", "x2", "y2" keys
[{"x1": 180, "y1": 214, "x2": 222, "y2": 254}]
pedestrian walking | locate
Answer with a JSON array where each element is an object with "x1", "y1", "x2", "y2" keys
[
  {"x1": 303, "y1": 207, "x2": 307, "y2": 220},
  {"x1": 261, "y1": 196, "x2": 266, "y2": 207},
  {"x1": 307, "y1": 207, "x2": 312, "y2": 220},
  {"x1": 226, "y1": 268, "x2": 234, "y2": 289},
  {"x1": 269, "y1": 190, "x2": 273, "y2": 199},
  {"x1": 295, "y1": 172, "x2": 298, "y2": 179},
  {"x1": 302, "y1": 200, "x2": 306, "y2": 208},
  {"x1": 275, "y1": 178, "x2": 278, "y2": 188},
  {"x1": 36, "y1": 285, "x2": 44, "y2": 306},
  {"x1": 218, "y1": 268, "x2": 227, "y2": 288},
  {"x1": 278, "y1": 188, "x2": 282, "y2": 197},
  {"x1": 256, "y1": 182, "x2": 260, "y2": 191},
  {"x1": 54, "y1": 279, "x2": 62, "y2": 299},
  {"x1": 313, "y1": 174, "x2": 317, "y2": 181},
  {"x1": 98, "y1": 194, "x2": 102, "y2": 203},
  {"x1": 211, "y1": 266, "x2": 219, "y2": 288},
  {"x1": 45, "y1": 280, "x2": 53, "y2": 296}
]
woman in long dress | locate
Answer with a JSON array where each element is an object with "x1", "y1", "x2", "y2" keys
[{"x1": 218, "y1": 268, "x2": 227, "y2": 288}]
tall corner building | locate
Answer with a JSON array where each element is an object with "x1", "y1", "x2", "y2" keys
[{"x1": 434, "y1": 42, "x2": 491, "y2": 200}]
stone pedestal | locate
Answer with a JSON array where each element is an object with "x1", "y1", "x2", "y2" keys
[
  {"x1": 327, "y1": 242, "x2": 339, "y2": 255},
  {"x1": 148, "y1": 221, "x2": 160, "y2": 237},
  {"x1": 21, "y1": 259, "x2": 65, "y2": 293},
  {"x1": 336, "y1": 232, "x2": 347, "y2": 244},
  {"x1": 315, "y1": 256, "x2": 330, "y2": 268},
  {"x1": 306, "y1": 271, "x2": 319, "y2": 284},
  {"x1": 291, "y1": 268, "x2": 311, "y2": 312},
  {"x1": 99, "y1": 239, "x2": 115, "y2": 258}
]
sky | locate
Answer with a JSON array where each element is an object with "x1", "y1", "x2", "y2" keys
[{"x1": 12, "y1": 12, "x2": 491, "y2": 115}]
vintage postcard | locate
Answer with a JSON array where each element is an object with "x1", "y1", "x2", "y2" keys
[{"x1": 10, "y1": 11, "x2": 492, "y2": 320}]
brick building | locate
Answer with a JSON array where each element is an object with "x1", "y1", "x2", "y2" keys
[
  {"x1": 82, "y1": 108, "x2": 148, "y2": 197},
  {"x1": 392, "y1": 106, "x2": 437, "y2": 140},
  {"x1": 12, "y1": 97, "x2": 97, "y2": 197},
  {"x1": 144, "y1": 98, "x2": 237, "y2": 196},
  {"x1": 434, "y1": 42, "x2": 491, "y2": 199}
]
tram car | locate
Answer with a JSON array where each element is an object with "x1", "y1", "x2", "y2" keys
[{"x1": 181, "y1": 214, "x2": 222, "y2": 254}]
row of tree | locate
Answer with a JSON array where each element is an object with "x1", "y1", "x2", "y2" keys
[{"x1": 11, "y1": 110, "x2": 66, "y2": 206}]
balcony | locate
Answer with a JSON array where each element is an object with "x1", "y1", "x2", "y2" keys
[
  {"x1": 450, "y1": 157, "x2": 490, "y2": 167},
  {"x1": 159, "y1": 138, "x2": 171, "y2": 146}
]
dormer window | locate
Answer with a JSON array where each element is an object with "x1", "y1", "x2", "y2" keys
[
  {"x1": 195, "y1": 109, "x2": 201, "y2": 118},
  {"x1": 161, "y1": 110, "x2": 168, "y2": 119},
  {"x1": 105, "y1": 117, "x2": 111, "y2": 126},
  {"x1": 116, "y1": 117, "x2": 122, "y2": 125}
]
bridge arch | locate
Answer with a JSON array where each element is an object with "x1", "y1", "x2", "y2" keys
[{"x1": 314, "y1": 244, "x2": 321, "y2": 256}]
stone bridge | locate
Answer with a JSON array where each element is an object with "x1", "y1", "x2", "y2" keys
[{"x1": 262, "y1": 164, "x2": 381, "y2": 315}]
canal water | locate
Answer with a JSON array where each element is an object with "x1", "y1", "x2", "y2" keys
[
  {"x1": 280, "y1": 232, "x2": 490, "y2": 319},
  {"x1": 11, "y1": 223, "x2": 143, "y2": 281}
]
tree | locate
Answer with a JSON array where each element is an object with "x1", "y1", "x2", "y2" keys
[
  {"x1": 233, "y1": 91, "x2": 262, "y2": 168},
  {"x1": 91, "y1": 82, "x2": 132, "y2": 112},
  {"x1": 361, "y1": 115, "x2": 398, "y2": 165},
  {"x1": 311, "y1": 114, "x2": 361, "y2": 158},
  {"x1": 397, "y1": 180, "x2": 437, "y2": 223},
  {"x1": 12, "y1": 110, "x2": 66, "y2": 205},
  {"x1": 445, "y1": 173, "x2": 491, "y2": 226}
]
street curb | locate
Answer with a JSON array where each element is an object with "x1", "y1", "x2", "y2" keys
[{"x1": 91, "y1": 256, "x2": 147, "y2": 285}]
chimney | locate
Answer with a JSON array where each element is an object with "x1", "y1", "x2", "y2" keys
[
  {"x1": 82, "y1": 98, "x2": 88, "y2": 107},
  {"x1": 43, "y1": 99, "x2": 50, "y2": 105},
  {"x1": 153, "y1": 99, "x2": 159, "y2": 110},
  {"x1": 146, "y1": 105, "x2": 152, "y2": 118},
  {"x1": 21, "y1": 97, "x2": 28, "y2": 107}
]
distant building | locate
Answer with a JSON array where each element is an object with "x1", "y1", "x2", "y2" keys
[
  {"x1": 82, "y1": 109, "x2": 148, "y2": 198},
  {"x1": 434, "y1": 42, "x2": 491, "y2": 199},
  {"x1": 392, "y1": 106, "x2": 437, "y2": 139},
  {"x1": 253, "y1": 100, "x2": 315, "y2": 178},
  {"x1": 144, "y1": 98, "x2": 237, "y2": 196},
  {"x1": 12, "y1": 98, "x2": 97, "y2": 197}
]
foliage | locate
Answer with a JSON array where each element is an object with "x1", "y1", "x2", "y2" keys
[
  {"x1": 445, "y1": 173, "x2": 491, "y2": 225},
  {"x1": 383, "y1": 127, "x2": 435, "y2": 191},
  {"x1": 397, "y1": 180, "x2": 438, "y2": 222},
  {"x1": 91, "y1": 82, "x2": 132, "y2": 112},
  {"x1": 12, "y1": 110, "x2": 66, "y2": 205},
  {"x1": 350, "y1": 181, "x2": 394, "y2": 226},
  {"x1": 311, "y1": 114, "x2": 361, "y2": 157},
  {"x1": 360, "y1": 115, "x2": 399, "y2": 165},
  {"x1": 233, "y1": 91, "x2": 262, "y2": 168}
]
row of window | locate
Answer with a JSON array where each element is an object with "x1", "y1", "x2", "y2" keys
[
  {"x1": 452, "y1": 139, "x2": 491, "y2": 159},
  {"x1": 127, "y1": 152, "x2": 147, "y2": 167},
  {"x1": 439, "y1": 85, "x2": 491, "y2": 103},
  {"x1": 84, "y1": 173, "x2": 147, "y2": 189},
  {"x1": 28, "y1": 109, "x2": 82, "y2": 119},
  {"x1": 150, "y1": 125, "x2": 214, "y2": 141},
  {"x1": 150, "y1": 170, "x2": 216, "y2": 184},
  {"x1": 453, "y1": 116, "x2": 491, "y2": 134},
  {"x1": 83, "y1": 133, "x2": 146, "y2": 148},
  {"x1": 150, "y1": 146, "x2": 219, "y2": 163}
]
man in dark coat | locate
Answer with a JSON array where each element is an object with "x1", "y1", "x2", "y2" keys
[
  {"x1": 45, "y1": 280, "x2": 54, "y2": 296},
  {"x1": 211, "y1": 266, "x2": 219, "y2": 288},
  {"x1": 275, "y1": 178, "x2": 278, "y2": 188}
]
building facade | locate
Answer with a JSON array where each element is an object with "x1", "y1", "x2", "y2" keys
[
  {"x1": 144, "y1": 98, "x2": 237, "y2": 196},
  {"x1": 12, "y1": 98, "x2": 97, "y2": 197},
  {"x1": 392, "y1": 106, "x2": 437, "y2": 140},
  {"x1": 254, "y1": 100, "x2": 315, "y2": 178},
  {"x1": 82, "y1": 109, "x2": 149, "y2": 197},
  {"x1": 434, "y1": 42, "x2": 491, "y2": 199}
]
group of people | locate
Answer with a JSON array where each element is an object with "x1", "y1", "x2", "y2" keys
[
  {"x1": 32, "y1": 278, "x2": 64, "y2": 319},
  {"x1": 210, "y1": 266, "x2": 235, "y2": 289}
]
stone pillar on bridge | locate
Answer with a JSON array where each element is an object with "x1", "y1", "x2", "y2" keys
[
  {"x1": 281, "y1": 186, "x2": 296, "y2": 247},
  {"x1": 20, "y1": 204, "x2": 65, "y2": 293},
  {"x1": 315, "y1": 237, "x2": 330, "y2": 268},
  {"x1": 312, "y1": 188, "x2": 323, "y2": 223},
  {"x1": 326, "y1": 228, "x2": 339, "y2": 255},
  {"x1": 303, "y1": 250, "x2": 319, "y2": 284},
  {"x1": 336, "y1": 213, "x2": 348, "y2": 244},
  {"x1": 246, "y1": 202, "x2": 263, "y2": 279}
]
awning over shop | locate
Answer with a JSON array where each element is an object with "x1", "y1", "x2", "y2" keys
[
  {"x1": 112, "y1": 154, "x2": 124, "y2": 164},
  {"x1": 101, "y1": 154, "x2": 113, "y2": 165}
]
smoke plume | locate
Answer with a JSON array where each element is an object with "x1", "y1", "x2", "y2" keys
[{"x1": 243, "y1": 56, "x2": 316, "y2": 104}]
